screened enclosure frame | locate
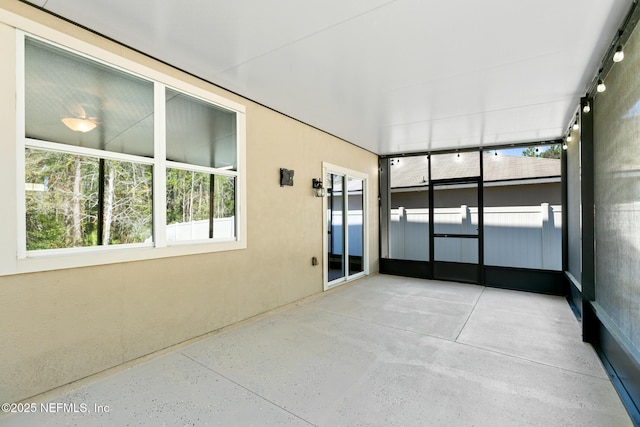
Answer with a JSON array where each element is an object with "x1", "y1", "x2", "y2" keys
[{"x1": 379, "y1": 143, "x2": 566, "y2": 294}]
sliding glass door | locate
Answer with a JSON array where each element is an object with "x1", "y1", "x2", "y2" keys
[{"x1": 325, "y1": 165, "x2": 367, "y2": 289}]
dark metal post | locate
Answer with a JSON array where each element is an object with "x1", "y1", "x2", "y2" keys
[
  {"x1": 580, "y1": 96, "x2": 597, "y2": 343},
  {"x1": 97, "y1": 159, "x2": 105, "y2": 245},
  {"x1": 428, "y1": 155, "x2": 434, "y2": 278},
  {"x1": 209, "y1": 174, "x2": 215, "y2": 239},
  {"x1": 478, "y1": 151, "x2": 485, "y2": 286},
  {"x1": 379, "y1": 158, "x2": 390, "y2": 260},
  {"x1": 561, "y1": 141, "x2": 568, "y2": 274}
]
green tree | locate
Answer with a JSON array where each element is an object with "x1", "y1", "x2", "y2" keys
[
  {"x1": 522, "y1": 144, "x2": 561, "y2": 159},
  {"x1": 25, "y1": 149, "x2": 153, "y2": 249},
  {"x1": 166, "y1": 169, "x2": 211, "y2": 225},
  {"x1": 25, "y1": 149, "x2": 99, "y2": 250},
  {"x1": 27, "y1": 150, "x2": 234, "y2": 249}
]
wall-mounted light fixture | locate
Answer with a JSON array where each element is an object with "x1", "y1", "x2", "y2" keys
[{"x1": 312, "y1": 178, "x2": 325, "y2": 197}]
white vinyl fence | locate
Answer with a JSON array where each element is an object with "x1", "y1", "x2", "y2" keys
[
  {"x1": 328, "y1": 211, "x2": 363, "y2": 256},
  {"x1": 390, "y1": 204, "x2": 562, "y2": 270},
  {"x1": 164, "y1": 217, "x2": 235, "y2": 241}
]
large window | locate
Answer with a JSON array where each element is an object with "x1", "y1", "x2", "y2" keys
[
  {"x1": 16, "y1": 33, "x2": 244, "y2": 269},
  {"x1": 25, "y1": 149, "x2": 153, "y2": 250},
  {"x1": 165, "y1": 88, "x2": 237, "y2": 242}
]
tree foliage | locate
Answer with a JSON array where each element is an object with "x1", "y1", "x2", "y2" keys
[
  {"x1": 25, "y1": 149, "x2": 98, "y2": 250},
  {"x1": 166, "y1": 169, "x2": 211, "y2": 225},
  {"x1": 25, "y1": 149, "x2": 235, "y2": 250},
  {"x1": 522, "y1": 144, "x2": 561, "y2": 159}
]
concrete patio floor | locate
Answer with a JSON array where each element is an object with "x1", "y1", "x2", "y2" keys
[{"x1": 0, "y1": 274, "x2": 632, "y2": 426}]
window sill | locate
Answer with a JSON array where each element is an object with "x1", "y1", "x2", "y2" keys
[{"x1": 2, "y1": 239, "x2": 246, "y2": 276}]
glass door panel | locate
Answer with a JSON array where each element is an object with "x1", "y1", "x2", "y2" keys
[
  {"x1": 327, "y1": 173, "x2": 345, "y2": 282},
  {"x1": 347, "y1": 177, "x2": 364, "y2": 275}
]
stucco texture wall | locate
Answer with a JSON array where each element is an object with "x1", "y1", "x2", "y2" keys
[{"x1": 0, "y1": 0, "x2": 379, "y2": 403}]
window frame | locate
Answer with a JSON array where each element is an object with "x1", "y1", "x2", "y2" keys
[{"x1": 3, "y1": 27, "x2": 246, "y2": 276}]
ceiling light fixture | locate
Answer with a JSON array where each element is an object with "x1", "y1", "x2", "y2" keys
[
  {"x1": 613, "y1": 45, "x2": 625, "y2": 62},
  {"x1": 563, "y1": 143, "x2": 568, "y2": 150},
  {"x1": 583, "y1": 102, "x2": 591, "y2": 113},
  {"x1": 573, "y1": 121, "x2": 580, "y2": 131},
  {"x1": 597, "y1": 79, "x2": 606, "y2": 93},
  {"x1": 61, "y1": 117, "x2": 97, "y2": 133},
  {"x1": 566, "y1": 134, "x2": 572, "y2": 142}
]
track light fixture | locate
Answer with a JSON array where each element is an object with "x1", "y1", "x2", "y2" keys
[
  {"x1": 573, "y1": 121, "x2": 580, "y2": 131},
  {"x1": 583, "y1": 102, "x2": 591, "y2": 113},
  {"x1": 562, "y1": 143, "x2": 568, "y2": 150},
  {"x1": 566, "y1": 134, "x2": 572, "y2": 142},
  {"x1": 613, "y1": 45, "x2": 625, "y2": 63},
  {"x1": 597, "y1": 79, "x2": 606, "y2": 93}
]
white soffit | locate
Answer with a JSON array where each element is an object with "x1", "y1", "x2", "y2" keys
[{"x1": 23, "y1": 0, "x2": 632, "y2": 155}]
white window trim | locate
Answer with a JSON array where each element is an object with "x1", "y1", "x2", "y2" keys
[
  {"x1": 25, "y1": 139, "x2": 157, "y2": 165},
  {"x1": 0, "y1": 17, "x2": 246, "y2": 276},
  {"x1": 322, "y1": 162, "x2": 369, "y2": 291}
]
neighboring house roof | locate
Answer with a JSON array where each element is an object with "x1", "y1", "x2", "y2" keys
[{"x1": 390, "y1": 153, "x2": 560, "y2": 189}]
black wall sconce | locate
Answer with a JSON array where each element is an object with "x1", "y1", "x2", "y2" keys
[{"x1": 312, "y1": 178, "x2": 325, "y2": 197}]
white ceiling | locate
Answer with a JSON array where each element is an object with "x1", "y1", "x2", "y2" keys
[{"x1": 25, "y1": 0, "x2": 632, "y2": 155}]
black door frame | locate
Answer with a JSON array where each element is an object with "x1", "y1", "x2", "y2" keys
[{"x1": 429, "y1": 176, "x2": 484, "y2": 285}]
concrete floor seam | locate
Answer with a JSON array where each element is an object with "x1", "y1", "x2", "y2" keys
[
  {"x1": 305, "y1": 306, "x2": 462, "y2": 343},
  {"x1": 454, "y1": 286, "x2": 487, "y2": 342},
  {"x1": 453, "y1": 340, "x2": 609, "y2": 381},
  {"x1": 177, "y1": 352, "x2": 318, "y2": 426}
]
